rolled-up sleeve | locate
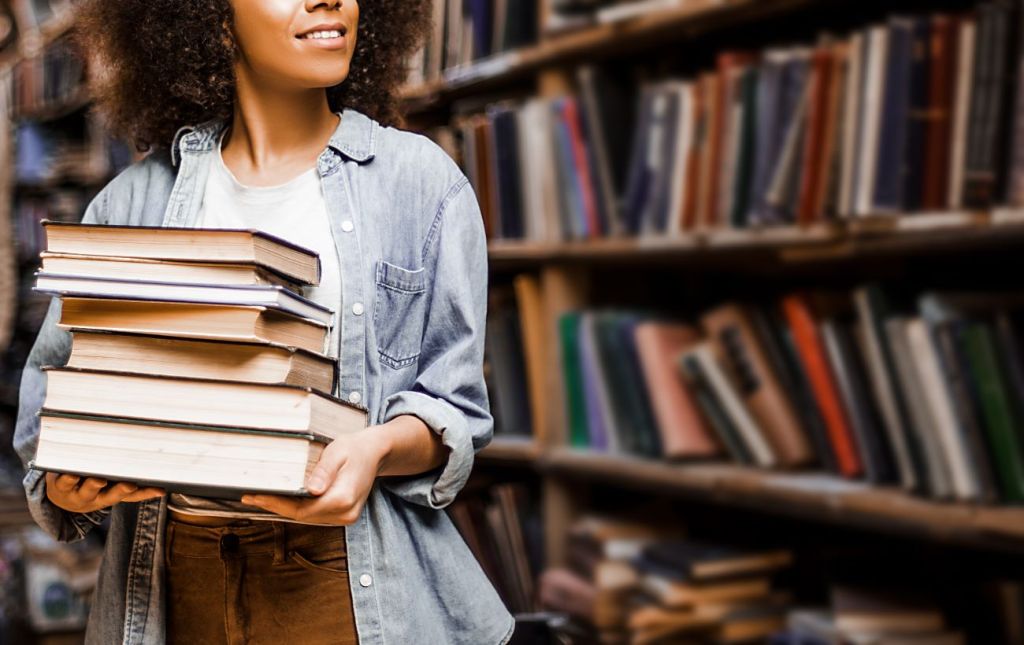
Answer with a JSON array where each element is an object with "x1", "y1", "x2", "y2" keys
[
  {"x1": 379, "y1": 177, "x2": 493, "y2": 509},
  {"x1": 14, "y1": 188, "x2": 111, "y2": 542}
]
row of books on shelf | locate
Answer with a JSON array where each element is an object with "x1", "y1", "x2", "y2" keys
[
  {"x1": 13, "y1": 116, "x2": 132, "y2": 186},
  {"x1": 8, "y1": 36, "x2": 85, "y2": 117},
  {"x1": 443, "y1": 4, "x2": 1024, "y2": 242},
  {"x1": 25, "y1": 221, "x2": 368, "y2": 501},
  {"x1": 406, "y1": 0, "x2": 538, "y2": 85},
  {"x1": 535, "y1": 513, "x2": 1016, "y2": 644},
  {"x1": 405, "y1": 0, "x2": 701, "y2": 83},
  {"x1": 449, "y1": 483, "x2": 542, "y2": 615},
  {"x1": 487, "y1": 277, "x2": 1024, "y2": 505},
  {"x1": 13, "y1": 188, "x2": 99, "y2": 262}
]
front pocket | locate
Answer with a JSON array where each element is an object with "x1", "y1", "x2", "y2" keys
[
  {"x1": 289, "y1": 546, "x2": 349, "y2": 578},
  {"x1": 374, "y1": 260, "x2": 428, "y2": 369}
]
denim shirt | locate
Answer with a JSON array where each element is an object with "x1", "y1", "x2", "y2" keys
[{"x1": 14, "y1": 107, "x2": 514, "y2": 645}]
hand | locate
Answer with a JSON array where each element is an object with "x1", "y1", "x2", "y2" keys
[
  {"x1": 242, "y1": 428, "x2": 388, "y2": 525},
  {"x1": 45, "y1": 472, "x2": 165, "y2": 514}
]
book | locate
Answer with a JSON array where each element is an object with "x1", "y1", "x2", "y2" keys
[
  {"x1": 64, "y1": 329, "x2": 336, "y2": 395},
  {"x1": 38, "y1": 252, "x2": 304, "y2": 291},
  {"x1": 41, "y1": 220, "x2": 321, "y2": 286},
  {"x1": 781, "y1": 294, "x2": 862, "y2": 478},
  {"x1": 57, "y1": 297, "x2": 329, "y2": 354},
  {"x1": 852, "y1": 286, "x2": 920, "y2": 490},
  {"x1": 680, "y1": 343, "x2": 775, "y2": 468},
  {"x1": 512, "y1": 275, "x2": 547, "y2": 443},
  {"x1": 633, "y1": 322, "x2": 718, "y2": 459},
  {"x1": 959, "y1": 320, "x2": 1024, "y2": 502},
  {"x1": 820, "y1": 318, "x2": 897, "y2": 485},
  {"x1": 31, "y1": 410, "x2": 336, "y2": 498},
  {"x1": 886, "y1": 317, "x2": 955, "y2": 499},
  {"x1": 832, "y1": 587, "x2": 945, "y2": 634},
  {"x1": 34, "y1": 273, "x2": 334, "y2": 325},
  {"x1": 560, "y1": 313, "x2": 591, "y2": 449},
  {"x1": 702, "y1": 304, "x2": 814, "y2": 468},
  {"x1": 905, "y1": 318, "x2": 982, "y2": 500},
  {"x1": 41, "y1": 367, "x2": 364, "y2": 440},
  {"x1": 640, "y1": 574, "x2": 772, "y2": 609},
  {"x1": 638, "y1": 541, "x2": 792, "y2": 582}
]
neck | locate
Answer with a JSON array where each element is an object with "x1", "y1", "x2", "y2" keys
[{"x1": 223, "y1": 63, "x2": 340, "y2": 175}]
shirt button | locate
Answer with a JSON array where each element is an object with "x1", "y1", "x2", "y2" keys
[
  {"x1": 341, "y1": 220, "x2": 354, "y2": 233},
  {"x1": 352, "y1": 302, "x2": 364, "y2": 316},
  {"x1": 348, "y1": 391, "x2": 362, "y2": 405},
  {"x1": 359, "y1": 573, "x2": 373, "y2": 587}
]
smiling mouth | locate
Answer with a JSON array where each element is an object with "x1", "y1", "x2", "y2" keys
[{"x1": 297, "y1": 26, "x2": 348, "y2": 40}]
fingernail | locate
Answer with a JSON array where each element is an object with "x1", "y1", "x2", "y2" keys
[{"x1": 308, "y1": 476, "x2": 325, "y2": 492}]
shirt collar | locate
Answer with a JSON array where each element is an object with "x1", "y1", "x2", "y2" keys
[{"x1": 170, "y1": 106, "x2": 377, "y2": 167}]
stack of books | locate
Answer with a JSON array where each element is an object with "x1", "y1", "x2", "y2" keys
[
  {"x1": 29, "y1": 220, "x2": 367, "y2": 499},
  {"x1": 539, "y1": 515, "x2": 793, "y2": 644},
  {"x1": 779, "y1": 587, "x2": 965, "y2": 645}
]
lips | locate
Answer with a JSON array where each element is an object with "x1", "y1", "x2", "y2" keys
[{"x1": 296, "y1": 23, "x2": 348, "y2": 40}]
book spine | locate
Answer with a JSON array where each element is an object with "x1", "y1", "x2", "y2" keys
[
  {"x1": 781, "y1": 295, "x2": 863, "y2": 477},
  {"x1": 922, "y1": 15, "x2": 956, "y2": 211}
]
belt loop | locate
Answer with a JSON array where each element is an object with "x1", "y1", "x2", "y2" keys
[
  {"x1": 273, "y1": 523, "x2": 287, "y2": 565},
  {"x1": 164, "y1": 521, "x2": 176, "y2": 569}
]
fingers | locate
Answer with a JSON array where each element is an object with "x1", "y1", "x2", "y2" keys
[
  {"x1": 51, "y1": 473, "x2": 81, "y2": 493},
  {"x1": 93, "y1": 482, "x2": 139, "y2": 507},
  {"x1": 306, "y1": 441, "x2": 349, "y2": 495},
  {"x1": 120, "y1": 488, "x2": 165, "y2": 503},
  {"x1": 77, "y1": 478, "x2": 109, "y2": 503},
  {"x1": 242, "y1": 494, "x2": 305, "y2": 520}
]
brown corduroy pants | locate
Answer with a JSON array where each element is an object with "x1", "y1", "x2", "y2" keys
[{"x1": 164, "y1": 516, "x2": 359, "y2": 645}]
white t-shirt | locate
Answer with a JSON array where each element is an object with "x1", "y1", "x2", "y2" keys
[
  {"x1": 197, "y1": 126, "x2": 342, "y2": 362},
  {"x1": 168, "y1": 127, "x2": 342, "y2": 520}
]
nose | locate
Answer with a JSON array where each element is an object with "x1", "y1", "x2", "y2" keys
[{"x1": 306, "y1": 0, "x2": 342, "y2": 10}]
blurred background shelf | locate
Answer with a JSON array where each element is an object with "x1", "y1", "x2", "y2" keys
[
  {"x1": 543, "y1": 448, "x2": 1024, "y2": 552},
  {"x1": 400, "y1": 0, "x2": 825, "y2": 113}
]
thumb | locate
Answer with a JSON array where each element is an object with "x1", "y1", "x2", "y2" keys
[{"x1": 306, "y1": 440, "x2": 348, "y2": 495}]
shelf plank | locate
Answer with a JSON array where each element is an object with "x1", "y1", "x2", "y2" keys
[
  {"x1": 479, "y1": 437, "x2": 542, "y2": 464},
  {"x1": 534, "y1": 449, "x2": 1024, "y2": 551},
  {"x1": 487, "y1": 211, "x2": 1024, "y2": 265}
]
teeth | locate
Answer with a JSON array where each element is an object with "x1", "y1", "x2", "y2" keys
[{"x1": 302, "y1": 30, "x2": 342, "y2": 39}]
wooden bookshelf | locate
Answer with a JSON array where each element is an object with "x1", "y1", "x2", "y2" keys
[
  {"x1": 400, "y1": 0, "x2": 824, "y2": 112},
  {"x1": 541, "y1": 449, "x2": 1024, "y2": 552},
  {"x1": 486, "y1": 211, "x2": 1024, "y2": 266},
  {"x1": 479, "y1": 437, "x2": 543, "y2": 465}
]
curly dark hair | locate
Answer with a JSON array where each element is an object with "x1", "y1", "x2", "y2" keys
[{"x1": 74, "y1": 0, "x2": 431, "y2": 153}]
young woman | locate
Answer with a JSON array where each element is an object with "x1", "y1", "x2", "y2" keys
[{"x1": 14, "y1": 1, "x2": 513, "y2": 643}]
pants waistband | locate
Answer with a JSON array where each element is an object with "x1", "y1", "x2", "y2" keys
[{"x1": 166, "y1": 516, "x2": 346, "y2": 560}]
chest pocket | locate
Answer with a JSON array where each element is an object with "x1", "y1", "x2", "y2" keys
[{"x1": 374, "y1": 260, "x2": 428, "y2": 369}]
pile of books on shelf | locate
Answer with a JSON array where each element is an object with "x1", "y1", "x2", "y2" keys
[
  {"x1": 13, "y1": 114, "x2": 131, "y2": 187},
  {"x1": 540, "y1": 516, "x2": 794, "y2": 644},
  {"x1": 450, "y1": 4, "x2": 1024, "y2": 243},
  {"x1": 449, "y1": 483, "x2": 542, "y2": 615},
  {"x1": 538, "y1": 286, "x2": 1024, "y2": 505},
  {"x1": 29, "y1": 220, "x2": 366, "y2": 498},
  {"x1": 777, "y1": 587, "x2": 966, "y2": 645}
]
